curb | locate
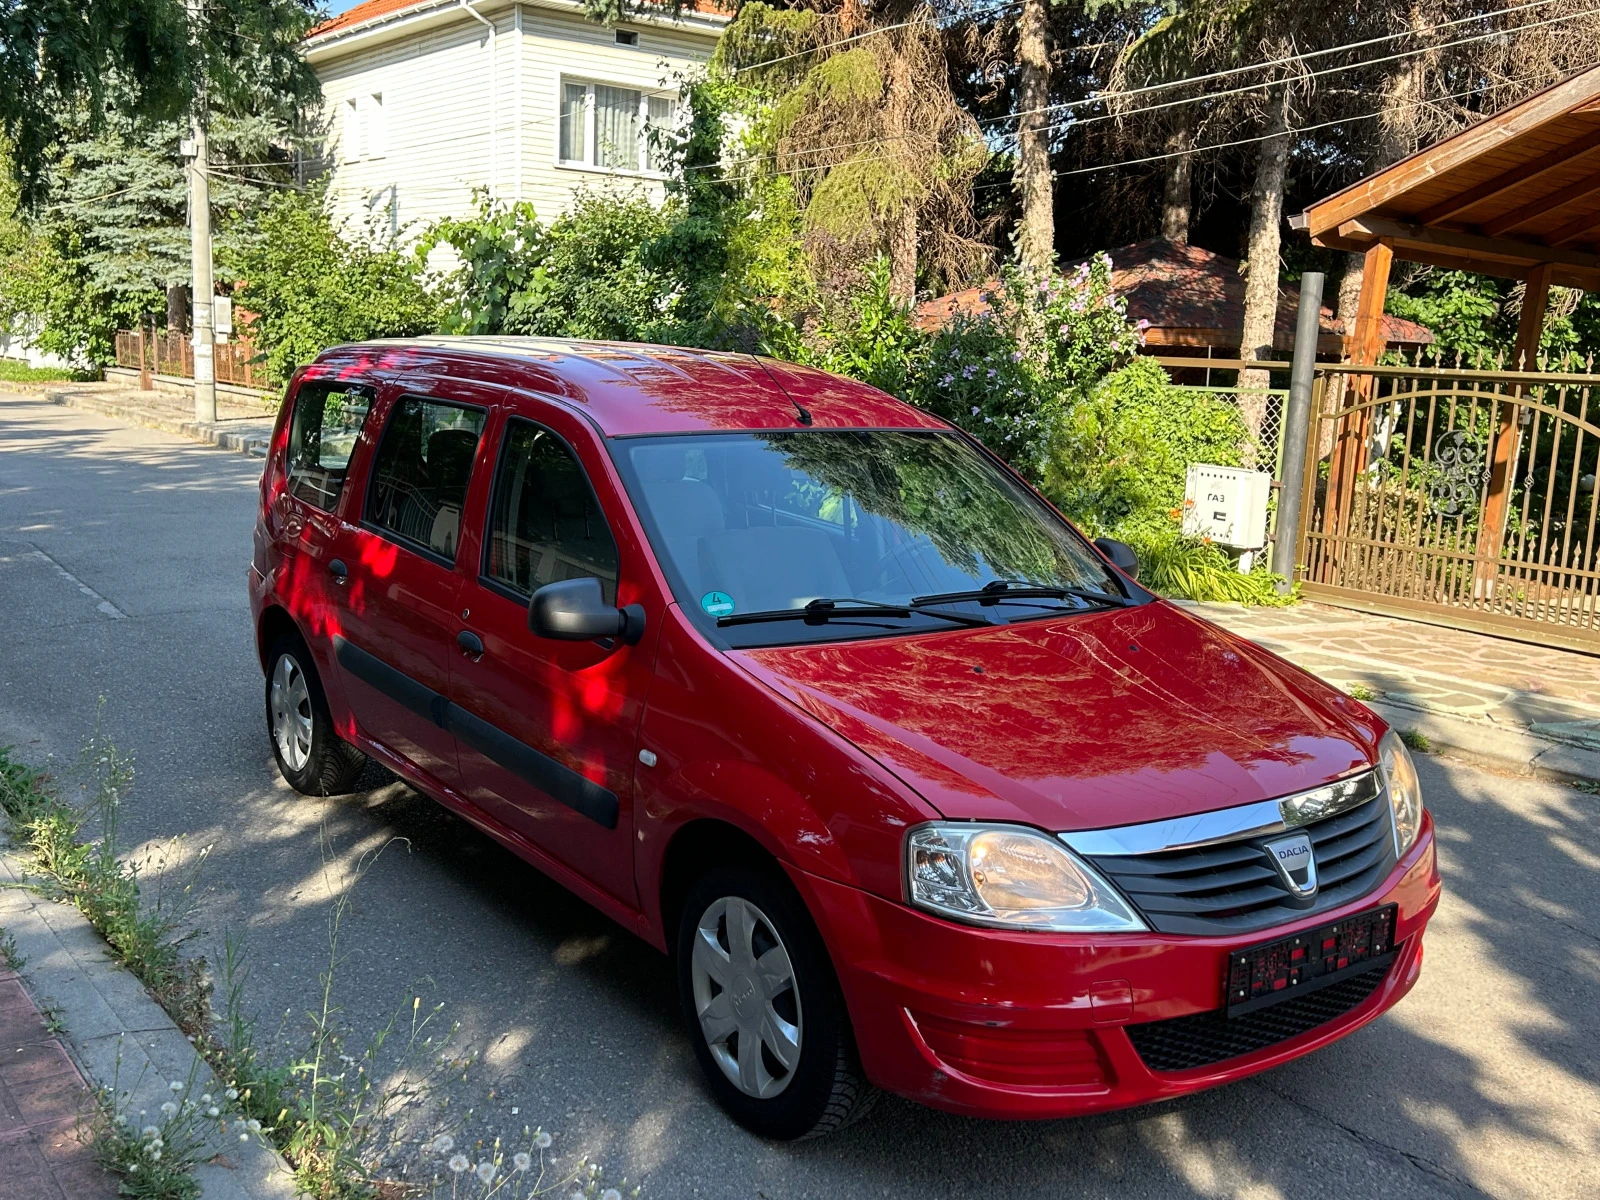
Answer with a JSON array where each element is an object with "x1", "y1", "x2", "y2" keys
[
  {"x1": 0, "y1": 848, "x2": 298, "y2": 1200},
  {"x1": 39, "y1": 386, "x2": 275, "y2": 459},
  {"x1": 1370, "y1": 698, "x2": 1600, "y2": 785}
]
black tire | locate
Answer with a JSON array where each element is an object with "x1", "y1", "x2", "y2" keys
[
  {"x1": 676, "y1": 866, "x2": 876, "y2": 1140},
  {"x1": 264, "y1": 633, "x2": 368, "y2": 796}
]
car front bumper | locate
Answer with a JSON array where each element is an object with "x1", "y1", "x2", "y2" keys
[{"x1": 795, "y1": 813, "x2": 1440, "y2": 1120}]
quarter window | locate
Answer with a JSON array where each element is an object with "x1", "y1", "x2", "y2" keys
[
  {"x1": 286, "y1": 383, "x2": 373, "y2": 512},
  {"x1": 364, "y1": 397, "x2": 488, "y2": 560},
  {"x1": 484, "y1": 419, "x2": 619, "y2": 604}
]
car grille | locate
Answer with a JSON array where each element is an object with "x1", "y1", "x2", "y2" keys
[
  {"x1": 1084, "y1": 794, "x2": 1398, "y2": 936},
  {"x1": 1125, "y1": 957, "x2": 1394, "y2": 1073}
]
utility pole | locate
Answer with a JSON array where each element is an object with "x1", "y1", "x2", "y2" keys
[{"x1": 185, "y1": 0, "x2": 216, "y2": 423}]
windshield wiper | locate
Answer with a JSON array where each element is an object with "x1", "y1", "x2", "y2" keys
[
  {"x1": 718, "y1": 597, "x2": 988, "y2": 628},
  {"x1": 910, "y1": 579, "x2": 1130, "y2": 610}
]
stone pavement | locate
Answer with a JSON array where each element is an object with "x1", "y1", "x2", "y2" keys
[
  {"x1": 0, "y1": 959, "x2": 120, "y2": 1200},
  {"x1": 1190, "y1": 600, "x2": 1600, "y2": 756}
]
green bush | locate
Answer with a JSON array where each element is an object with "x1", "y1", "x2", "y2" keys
[
  {"x1": 0, "y1": 358, "x2": 92, "y2": 382},
  {"x1": 228, "y1": 185, "x2": 439, "y2": 385}
]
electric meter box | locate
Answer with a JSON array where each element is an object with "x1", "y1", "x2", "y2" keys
[{"x1": 1183, "y1": 464, "x2": 1272, "y2": 549}]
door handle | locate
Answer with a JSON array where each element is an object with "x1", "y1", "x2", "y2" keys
[
  {"x1": 456, "y1": 630, "x2": 485, "y2": 658},
  {"x1": 328, "y1": 558, "x2": 348, "y2": 583}
]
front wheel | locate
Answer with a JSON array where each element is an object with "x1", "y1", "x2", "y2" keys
[
  {"x1": 265, "y1": 634, "x2": 367, "y2": 796},
  {"x1": 676, "y1": 867, "x2": 875, "y2": 1140}
]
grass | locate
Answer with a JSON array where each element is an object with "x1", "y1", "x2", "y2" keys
[
  {"x1": 0, "y1": 357, "x2": 96, "y2": 383},
  {"x1": 1399, "y1": 729, "x2": 1432, "y2": 753},
  {"x1": 1345, "y1": 683, "x2": 1378, "y2": 702},
  {"x1": 0, "y1": 728, "x2": 636, "y2": 1200},
  {"x1": 0, "y1": 930, "x2": 22, "y2": 971}
]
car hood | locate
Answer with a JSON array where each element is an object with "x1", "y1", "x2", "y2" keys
[{"x1": 730, "y1": 601, "x2": 1383, "y2": 832}]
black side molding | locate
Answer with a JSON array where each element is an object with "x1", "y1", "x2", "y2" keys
[{"x1": 332, "y1": 636, "x2": 619, "y2": 829}]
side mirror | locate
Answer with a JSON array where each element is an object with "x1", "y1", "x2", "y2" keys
[
  {"x1": 1094, "y1": 537, "x2": 1139, "y2": 581},
  {"x1": 529, "y1": 578, "x2": 646, "y2": 646}
]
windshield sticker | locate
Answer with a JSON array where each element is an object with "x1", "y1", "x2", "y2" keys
[{"x1": 700, "y1": 591, "x2": 735, "y2": 617}]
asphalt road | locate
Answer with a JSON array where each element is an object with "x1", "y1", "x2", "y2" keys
[{"x1": 2, "y1": 389, "x2": 1597, "y2": 1200}]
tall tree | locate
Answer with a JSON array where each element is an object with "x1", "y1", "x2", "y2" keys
[
  {"x1": 1014, "y1": 0, "x2": 1054, "y2": 270},
  {"x1": 1, "y1": 0, "x2": 319, "y2": 207}
]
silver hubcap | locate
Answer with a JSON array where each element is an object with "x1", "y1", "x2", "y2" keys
[
  {"x1": 690, "y1": 896, "x2": 802, "y2": 1100},
  {"x1": 269, "y1": 653, "x2": 313, "y2": 774}
]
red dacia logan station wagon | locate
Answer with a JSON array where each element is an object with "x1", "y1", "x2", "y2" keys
[{"x1": 250, "y1": 338, "x2": 1440, "y2": 1139}]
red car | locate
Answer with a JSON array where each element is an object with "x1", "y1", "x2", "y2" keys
[{"x1": 250, "y1": 339, "x2": 1439, "y2": 1140}]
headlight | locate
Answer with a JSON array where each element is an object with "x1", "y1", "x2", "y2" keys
[
  {"x1": 1379, "y1": 730, "x2": 1425, "y2": 856},
  {"x1": 905, "y1": 823, "x2": 1146, "y2": 932}
]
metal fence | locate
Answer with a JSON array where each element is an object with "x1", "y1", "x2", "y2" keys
[
  {"x1": 114, "y1": 329, "x2": 268, "y2": 391},
  {"x1": 1297, "y1": 362, "x2": 1600, "y2": 653}
]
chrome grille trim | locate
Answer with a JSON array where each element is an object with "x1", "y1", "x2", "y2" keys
[{"x1": 1058, "y1": 769, "x2": 1381, "y2": 858}]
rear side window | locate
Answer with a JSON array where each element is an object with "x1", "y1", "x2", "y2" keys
[
  {"x1": 364, "y1": 396, "x2": 488, "y2": 561},
  {"x1": 484, "y1": 418, "x2": 619, "y2": 603},
  {"x1": 285, "y1": 384, "x2": 373, "y2": 511}
]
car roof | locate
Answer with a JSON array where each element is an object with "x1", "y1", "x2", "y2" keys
[{"x1": 309, "y1": 336, "x2": 951, "y2": 437}]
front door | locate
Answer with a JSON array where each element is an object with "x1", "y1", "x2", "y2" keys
[
  {"x1": 326, "y1": 387, "x2": 490, "y2": 790},
  {"x1": 447, "y1": 406, "x2": 659, "y2": 908}
]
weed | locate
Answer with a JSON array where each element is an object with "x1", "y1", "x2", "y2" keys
[
  {"x1": 0, "y1": 929, "x2": 22, "y2": 971},
  {"x1": 1346, "y1": 683, "x2": 1378, "y2": 702},
  {"x1": 1574, "y1": 779, "x2": 1600, "y2": 796},
  {"x1": 87, "y1": 1047, "x2": 213, "y2": 1200},
  {"x1": 38, "y1": 997, "x2": 66, "y2": 1035},
  {"x1": 1399, "y1": 729, "x2": 1432, "y2": 753}
]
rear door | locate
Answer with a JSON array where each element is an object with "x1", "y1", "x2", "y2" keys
[
  {"x1": 446, "y1": 402, "x2": 662, "y2": 908},
  {"x1": 323, "y1": 383, "x2": 491, "y2": 789}
]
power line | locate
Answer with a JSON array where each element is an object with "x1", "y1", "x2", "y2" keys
[
  {"x1": 726, "y1": 1, "x2": 1027, "y2": 75},
  {"x1": 973, "y1": 82, "x2": 1496, "y2": 192},
  {"x1": 985, "y1": 0, "x2": 1570, "y2": 128}
]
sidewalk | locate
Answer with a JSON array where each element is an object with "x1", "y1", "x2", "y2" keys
[
  {"x1": 1190, "y1": 600, "x2": 1600, "y2": 780},
  {"x1": 27, "y1": 381, "x2": 278, "y2": 458},
  {"x1": 0, "y1": 959, "x2": 120, "y2": 1199}
]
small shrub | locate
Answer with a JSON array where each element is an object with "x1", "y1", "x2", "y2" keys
[
  {"x1": 1133, "y1": 530, "x2": 1296, "y2": 606},
  {"x1": 1346, "y1": 683, "x2": 1378, "y2": 702},
  {"x1": 88, "y1": 1058, "x2": 213, "y2": 1200},
  {"x1": 0, "y1": 358, "x2": 94, "y2": 383},
  {"x1": 1399, "y1": 729, "x2": 1432, "y2": 753}
]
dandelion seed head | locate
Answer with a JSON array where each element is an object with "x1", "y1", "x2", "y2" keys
[
  {"x1": 448, "y1": 1154, "x2": 470, "y2": 1174},
  {"x1": 475, "y1": 1161, "x2": 496, "y2": 1184},
  {"x1": 168, "y1": 1081, "x2": 184, "y2": 1093},
  {"x1": 142, "y1": 1126, "x2": 159, "y2": 1140},
  {"x1": 513, "y1": 1152, "x2": 532, "y2": 1172},
  {"x1": 534, "y1": 1131, "x2": 552, "y2": 1150},
  {"x1": 160, "y1": 1102, "x2": 177, "y2": 1117},
  {"x1": 430, "y1": 1134, "x2": 454, "y2": 1154},
  {"x1": 207, "y1": 1106, "x2": 220, "y2": 1118}
]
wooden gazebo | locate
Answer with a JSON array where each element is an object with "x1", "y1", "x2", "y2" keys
[{"x1": 1288, "y1": 65, "x2": 1600, "y2": 651}]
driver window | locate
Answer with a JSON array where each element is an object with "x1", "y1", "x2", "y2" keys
[{"x1": 484, "y1": 419, "x2": 620, "y2": 604}]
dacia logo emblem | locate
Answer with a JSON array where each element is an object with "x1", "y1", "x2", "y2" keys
[{"x1": 1263, "y1": 832, "x2": 1318, "y2": 898}]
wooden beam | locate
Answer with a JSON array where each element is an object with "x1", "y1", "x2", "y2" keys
[
  {"x1": 1476, "y1": 262, "x2": 1554, "y2": 595},
  {"x1": 1346, "y1": 241, "x2": 1394, "y2": 366},
  {"x1": 1339, "y1": 216, "x2": 1600, "y2": 271},
  {"x1": 1419, "y1": 128, "x2": 1600, "y2": 226},
  {"x1": 1548, "y1": 206, "x2": 1600, "y2": 246},
  {"x1": 1480, "y1": 170, "x2": 1600, "y2": 236},
  {"x1": 1303, "y1": 65, "x2": 1600, "y2": 238}
]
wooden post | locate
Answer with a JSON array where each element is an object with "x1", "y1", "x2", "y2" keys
[
  {"x1": 1475, "y1": 262, "x2": 1553, "y2": 599},
  {"x1": 1326, "y1": 240, "x2": 1394, "y2": 581}
]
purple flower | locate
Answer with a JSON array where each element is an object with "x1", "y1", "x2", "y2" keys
[
  {"x1": 1137, "y1": 319, "x2": 1150, "y2": 330},
  {"x1": 961, "y1": 364, "x2": 977, "y2": 380},
  {"x1": 939, "y1": 373, "x2": 954, "y2": 387}
]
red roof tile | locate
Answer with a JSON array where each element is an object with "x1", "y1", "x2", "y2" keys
[
  {"x1": 914, "y1": 237, "x2": 1433, "y2": 352},
  {"x1": 309, "y1": 0, "x2": 730, "y2": 40}
]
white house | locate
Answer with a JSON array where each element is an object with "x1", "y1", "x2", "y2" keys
[{"x1": 303, "y1": 0, "x2": 728, "y2": 248}]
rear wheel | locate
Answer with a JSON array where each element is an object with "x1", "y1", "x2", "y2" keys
[
  {"x1": 265, "y1": 634, "x2": 367, "y2": 796},
  {"x1": 676, "y1": 867, "x2": 875, "y2": 1140}
]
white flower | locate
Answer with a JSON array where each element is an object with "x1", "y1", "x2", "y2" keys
[
  {"x1": 169, "y1": 1081, "x2": 184, "y2": 1093},
  {"x1": 160, "y1": 1102, "x2": 177, "y2": 1117},
  {"x1": 512, "y1": 1152, "x2": 532, "y2": 1173},
  {"x1": 141, "y1": 1126, "x2": 160, "y2": 1140},
  {"x1": 429, "y1": 1134, "x2": 454, "y2": 1154},
  {"x1": 149, "y1": 1137, "x2": 163, "y2": 1150},
  {"x1": 207, "y1": 1107, "x2": 220, "y2": 1118},
  {"x1": 448, "y1": 1154, "x2": 470, "y2": 1174},
  {"x1": 240, "y1": 1133, "x2": 249, "y2": 1142},
  {"x1": 534, "y1": 1130, "x2": 552, "y2": 1150},
  {"x1": 225, "y1": 1088, "x2": 238, "y2": 1100},
  {"x1": 200, "y1": 1094, "x2": 212, "y2": 1104},
  {"x1": 148, "y1": 1147, "x2": 162, "y2": 1162},
  {"x1": 475, "y1": 1161, "x2": 495, "y2": 1184},
  {"x1": 246, "y1": 1119, "x2": 261, "y2": 1133}
]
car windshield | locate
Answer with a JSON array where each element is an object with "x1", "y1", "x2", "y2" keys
[{"x1": 614, "y1": 429, "x2": 1129, "y2": 646}]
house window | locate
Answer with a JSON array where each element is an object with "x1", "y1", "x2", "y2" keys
[
  {"x1": 341, "y1": 93, "x2": 389, "y2": 162},
  {"x1": 614, "y1": 29, "x2": 639, "y2": 46},
  {"x1": 557, "y1": 79, "x2": 676, "y2": 174},
  {"x1": 343, "y1": 97, "x2": 360, "y2": 160}
]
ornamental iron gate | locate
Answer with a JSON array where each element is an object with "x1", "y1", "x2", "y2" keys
[{"x1": 1296, "y1": 363, "x2": 1600, "y2": 654}]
